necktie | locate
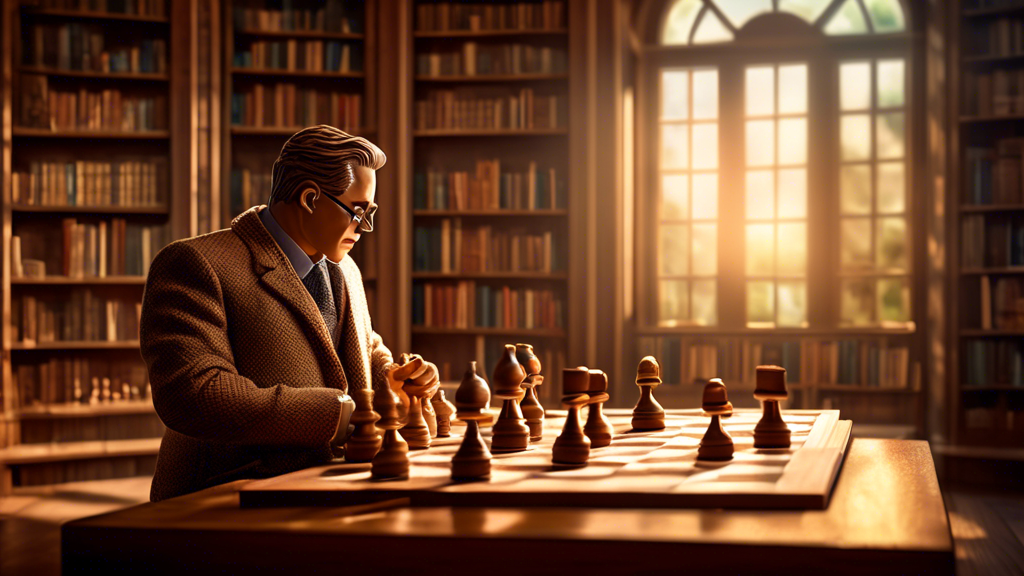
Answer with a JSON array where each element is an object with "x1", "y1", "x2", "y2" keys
[{"x1": 302, "y1": 260, "x2": 337, "y2": 345}]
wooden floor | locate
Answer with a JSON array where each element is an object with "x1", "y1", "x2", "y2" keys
[{"x1": 1, "y1": 476, "x2": 1022, "y2": 575}]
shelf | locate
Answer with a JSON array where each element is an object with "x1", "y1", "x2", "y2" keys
[
  {"x1": 21, "y1": 8, "x2": 169, "y2": 23},
  {"x1": 416, "y1": 73, "x2": 568, "y2": 83},
  {"x1": 10, "y1": 400, "x2": 155, "y2": 420},
  {"x1": 961, "y1": 53, "x2": 1024, "y2": 63},
  {"x1": 230, "y1": 68, "x2": 364, "y2": 78},
  {"x1": 231, "y1": 126, "x2": 375, "y2": 136},
  {"x1": 961, "y1": 267, "x2": 1024, "y2": 275},
  {"x1": 414, "y1": 128, "x2": 567, "y2": 137},
  {"x1": 959, "y1": 114, "x2": 1024, "y2": 123},
  {"x1": 11, "y1": 204, "x2": 169, "y2": 214},
  {"x1": 963, "y1": 5, "x2": 1024, "y2": 17},
  {"x1": 412, "y1": 327, "x2": 566, "y2": 338},
  {"x1": 816, "y1": 385, "x2": 918, "y2": 394},
  {"x1": 0, "y1": 437, "x2": 161, "y2": 466},
  {"x1": 414, "y1": 28, "x2": 568, "y2": 38},
  {"x1": 414, "y1": 209, "x2": 568, "y2": 217},
  {"x1": 13, "y1": 127, "x2": 170, "y2": 139},
  {"x1": 637, "y1": 326, "x2": 917, "y2": 337},
  {"x1": 10, "y1": 340, "x2": 141, "y2": 351},
  {"x1": 959, "y1": 384, "x2": 1024, "y2": 391},
  {"x1": 933, "y1": 444, "x2": 1024, "y2": 462},
  {"x1": 235, "y1": 29, "x2": 365, "y2": 40},
  {"x1": 412, "y1": 271, "x2": 567, "y2": 280},
  {"x1": 960, "y1": 203, "x2": 1024, "y2": 212},
  {"x1": 959, "y1": 329, "x2": 1024, "y2": 337},
  {"x1": 10, "y1": 276, "x2": 147, "y2": 285},
  {"x1": 17, "y1": 67, "x2": 169, "y2": 81}
]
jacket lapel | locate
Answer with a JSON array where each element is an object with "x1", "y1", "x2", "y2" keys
[{"x1": 328, "y1": 261, "x2": 369, "y2": 391}]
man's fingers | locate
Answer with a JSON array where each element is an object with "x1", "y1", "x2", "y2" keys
[{"x1": 391, "y1": 355, "x2": 424, "y2": 381}]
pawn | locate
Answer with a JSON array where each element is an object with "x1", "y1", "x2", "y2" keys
[
  {"x1": 395, "y1": 354, "x2": 438, "y2": 450},
  {"x1": 583, "y1": 369, "x2": 613, "y2": 448},
  {"x1": 344, "y1": 386, "x2": 382, "y2": 462},
  {"x1": 515, "y1": 343, "x2": 546, "y2": 442},
  {"x1": 753, "y1": 365, "x2": 791, "y2": 449},
  {"x1": 631, "y1": 356, "x2": 665, "y2": 431},
  {"x1": 697, "y1": 379, "x2": 734, "y2": 461},
  {"x1": 552, "y1": 368, "x2": 591, "y2": 466},
  {"x1": 490, "y1": 344, "x2": 530, "y2": 453},
  {"x1": 371, "y1": 374, "x2": 410, "y2": 480},
  {"x1": 423, "y1": 394, "x2": 438, "y2": 438},
  {"x1": 452, "y1": 362, "x2": 492, "y2": 481},
  {"x1": 701, "y1": 378, "x2": 733, "y2": 418},
  {"x1": 431, "y1": 389, "x2": 456, "y2": 438}
]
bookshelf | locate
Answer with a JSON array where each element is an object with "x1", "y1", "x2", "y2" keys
[
  {"x1": 0, "y1": 0, "x2": 188, "y2": 493},
  {"x1": 221, "y1": 0, "x2": 380, "y2": 318},
  {"x1": 950, "y1": 0, "x2": 1024, "y2": 458}
]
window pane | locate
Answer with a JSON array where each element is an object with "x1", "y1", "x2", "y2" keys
[
  {"x1": 746, "y1": 120, "x2": 775, "y2": 167},
  {"x1": 661, "y1": 124, "x2": 689, "y2": 169},
  {"x1": 876, "y1": 112, "x2": 905, "y2": 159},
  {"x1": 747, "y1": 223, "x2": 775, "y2": 275},
  {"x1": 692, "y1": 9, "x2": 735, "y2": 44},
  {"x1": 693, "y1": 69, "x2": 719, "y2": 119},
  {"x1": 778, "y1": 117, "x2": 807, "y2": 165},
  {"x1": 661, "y1": 174, "x2": 689, "y2": 220},
  {"x1": 877, "y1": 162, "x2": 905, "y2": 214},
  {"x1": 692, "y1": 223, "x2": 717, "y2": 275},
  {"x1": 841, "y1": 279, "x2": 875, "y2": 325},
  {"x1": 692, "y1": 123, "x2": 718, "y2": 169},
  {"x1": 777, "y1": 168, "x2": 807, "y2": 218},
  {"x1": 777, "y1": 281, "x2": 807, "y2": 327},
  {"x1": 662, "y1": 0, "x2": 702, "y2": 45},
  {"x1": 865, "y1": 0, "x2": 906, "y2": 33},
  {"x1": 746, "y1": 66, "x2": 775, "y2": 116},
  {"x1": 878, "y1": 277, "x2": 910, "y2": 323},
  {"x1": 716, "y1": 0, "x2": 772, "y2": 28},
  {"x1": 778, "y1": 64, "x2": 808, "y2": 115},
  {"x1": 692, "y1": 173, "x2": 718, "y2": 219},
  {"x1": 841, "y1": 114, "x2": 871, "y2": 161},
  {"x1": 877, "y1": 217, "x2": 907, "y2": 269},
  {"x1": 840, "y1": 62, "x2": 871, "y2": 111},
  {"x1": 777, "y1": 223, "x2": 807, "y2": 275},
  {"x1": 877, "y1": 59, "x2": 905, "y2": 108},
  {"x1": 659, "y1": 280, "x2": 690, "y2": 324},
  {"x1": 746, "y1": 169, "x2": 775, "y2": 220},
  {"x1": 825, "y1": 0, "x2": 870, "y2": 36},
  {"x1": 841, "y1": 218, "x2": 872, "y2": 267},
  {"x1": 747, "y1": 280, "x2": 775, "y2": 325},
  {"x1": 779, "y1": 0, "x2": 831, "y2": 23},
  {"x1": 661, "y1": 70, "x2": 689, "y2": 120},
  {"x1": 692, "y1": 279, "x2": 717, "y2": 326},
  {"x1": 660, "y1": 224, "x2": 690, "y2": 275},
  {"x1": 841, "y1": 164, "x2": 872, "y2": 215}
]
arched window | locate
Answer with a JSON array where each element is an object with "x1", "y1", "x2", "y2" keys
[{"x1": 643, "y1": 0, "x2": 912, "y2": 330}]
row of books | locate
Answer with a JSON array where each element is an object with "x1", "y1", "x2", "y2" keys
[
  {"x1": 964, "y1": 141, "x2": 1024, "y2": 205},
  {"x1": 11, "y1": 159, "x2": 166, "y2": 208},
  {"x1": 961, "y1": 69, "x2": 1024, "y2": 117},
  {"x1": 964, "y1": 16, "x2": 1024, "y2": 58},
  {"x1": 232, "y1": 1, "x2": 361, "y2": 34},
  {"x1": 12, "y1": 220, "x2": 168, "y2": 279},
  {"x1": 26, "y1": 0, "x2": 167, "y2": 17},
  {"x1": 230, "y1": 169, "x2": 272, "y2": 214},
  {"x1": 635, "y1": 336, "x2": 914, "y2": 389},
  {"x1": 416, "y1": 44, "x2": 567, "y2": 77},
  {"x1": 964, "y1": 338, "x2": 1024, "y2": 387},
  {"x1": 15, "y1": 290, "x2": 142, "y2": 344},
  {"x1": 25, "y1": 25, "x2": 166, "y2": 74},
  {"x1": 961, "y1": 215, "x2": 1024, "y2": 267},
  {"x1": 414, "y1": 220, "x2": 560, "y2": 274},
  {"x1": 233, "y1": 40, "x2": 362, "y2": 73},
  {"x1": 412, "y1": 282, "x2": 564, "y2": 330},
  {"x1": 230, "y1": 84, "x2": 362, "y2": 130},
  {"x1": 15, "y1": 456, "x2": 159, "y2": 487},
  {"x1": 979, "y1": 275, "x2": 1024, "y2": 330},
  {"x1": 415, "y1": 90, "x2": 563, "y2": 131},
  {"x1": 20, "y1": 79, "x2": 167, "y2": 131},
  {"x1": 414, "y1": 162, "x2": 566, "y2": 211},
  {"x1": 415, "y1": 1, "x2": 566, "y2": 33},
  {"x1": 12, "y1": 357, "x2": 149, "y2": 409},
  {"x1": 21, "y1": 413, "x2": 163, "y2": 445}
]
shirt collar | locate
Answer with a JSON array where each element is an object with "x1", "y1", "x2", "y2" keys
[{"x1": 259, "y1": 206, "x2": 324, "y2": 279}]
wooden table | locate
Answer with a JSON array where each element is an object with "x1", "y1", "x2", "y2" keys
[{"x1": 61, "y1": 439, "x2": 955, "y2": 575}]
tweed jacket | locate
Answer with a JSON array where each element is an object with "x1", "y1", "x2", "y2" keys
[{"x1": 140, "y1": 206, "x2": 393, "y2": 501}]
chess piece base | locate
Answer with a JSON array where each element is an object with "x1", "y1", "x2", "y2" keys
[
  {"x1": 583, "y1": 404, "x2": 613, "y2": 448},
  {"x1": 552, "y1": 402, "x2": 590, "y2": 466},
  {"x1": 400, "y1": 397, "x2": 432, "y2": 450},
  {"x1": 697, "y1": 414, "x2": 734, "y2": 461},
  {"x1": 631, "y1": 386, "x2": 665, "y2": 431},
  {"x1": 753, "y1": 400, "x2": 792, "y2": 449},
  {"x1": 371, "y1": 430, "x2": 409, "y2": 480},
  {"x1": 344, "y1": 431, "x2": 382, "y2": 463},
  {"x1": 451, "y1": 420, "x2": 491, "y2": 481},
  {"x1": 521, "y1": 387, "x2": 545, "y2": 442},
  {"x1": 491, "y1": 397, "x2": 530, "y2": 453}
]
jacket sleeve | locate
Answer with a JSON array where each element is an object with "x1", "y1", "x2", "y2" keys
[{"x1": 140, "y1": 241, "x2": 342, "y2": 446}]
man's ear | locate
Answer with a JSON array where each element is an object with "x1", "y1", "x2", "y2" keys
[{"x1": 296, "y1": 180, "x2": 321, "y2": 214}]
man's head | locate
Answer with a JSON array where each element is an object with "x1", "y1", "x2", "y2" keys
[{"x1": 269, "y1": 125, "x2": 386, "y2": 263}]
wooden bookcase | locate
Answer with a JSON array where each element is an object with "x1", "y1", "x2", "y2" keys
[
  {"x1": 221, "y1": 0, "x2": 380, "y2": 317},
  {"x1": 407, "y1": 0, "x2": 572, "y2": 406},
  {"x1": 0, "y1": 0, "x2": 192, "y2": 493},
  {"x1": 947, "y1": 0, "x2": 1024, "y2": 459}
]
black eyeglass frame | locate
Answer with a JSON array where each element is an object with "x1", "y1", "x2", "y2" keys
[{"x1": 321, "y1": 192, "x2": 377, "y2": 233}]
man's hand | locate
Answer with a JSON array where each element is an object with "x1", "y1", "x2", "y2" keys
[{"x1": 387, "y1": 353, "x2": 440, "y2": 409}]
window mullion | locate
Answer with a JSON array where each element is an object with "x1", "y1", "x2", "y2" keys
[{"x1": 717, "y1": 62, "x2": 745, "y2": 329}]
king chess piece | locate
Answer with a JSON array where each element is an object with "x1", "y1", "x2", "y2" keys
[
  {"x1": 490, "y1": 344, "x2": 530, "y2": 452},
  {"x1": 431, "y1": 389, "x2": 456, "y2": 438},
  {"x1": 582, "y1": 369, "x2": 613, "y2": 448},
  {"x1": 344, "y1": 386, "x2": 382, "y2": 462},
  {"x1": 753, "y1": 365, "x2": 791, "y2": 449},
  {"x1": 552, "y1": 367, "x2": 591, "y2": 466},
  {"x1": 697, "y1": 378, "x2": 734, "y2": 461},
  {"x1": 451, "y1": 361, "x2": 492, "y2": 481},
  {"x1": 631, "y1": 356, "x2": 665, "y2": 431},
  {"x1": 396, "y1": 353, "x2": 438, "y2": 450},
  {"x1": 515, "y1": 343, "x2": 545, "y2": 442},
  {"x1": 371, "y1": 369, "x2": 410, "y2": 480}
]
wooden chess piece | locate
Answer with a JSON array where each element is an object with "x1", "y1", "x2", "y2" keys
[
  {"x1": 583, "y1": 369, "x2": 613, "y2": 448},
  {"x1": 552, "y1": 367, "x2": 591, "y2": 466},
  {"x1": 396, "y1": 353, "x2": 439, "y2": 450},
  {"x1": 697, "y1": 378, "x2": 734, "y2": 461},
  {"x1": 451, "y1": 361, "x2": 492, "y2": 481},
  {"x1": 344, "y1": 386, "x2": 382, "y2": 462},
  {"x1": 515, "y1": 343, "x2": 545, "y2": 442},
  {"x1": 371, "y1": 369, "x2": 410, "y2": 480},
  {"x1": 631, "y1": 356, "x2": 665, "y2": 431},
  {"x1": 423, "y1": 393, "x2": 438, "y2": 438},
  {"x1": 490, "y1": 344, "x2": 530, "y2": 453},
  {"x1": 753, "y1": 365, "x2": 791, "y2": 449},
  {"x1": 431, "y1": 389, "x2": 456, "y2": 438}
]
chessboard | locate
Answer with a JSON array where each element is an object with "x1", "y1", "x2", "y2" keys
[{"x1": 240, "y1": 408, "x2": 852, "y2": 510}]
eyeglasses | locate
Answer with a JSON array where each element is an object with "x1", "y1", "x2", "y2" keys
[{"x1": 321, "y1": 193, "x2": 377, "y2": 233}]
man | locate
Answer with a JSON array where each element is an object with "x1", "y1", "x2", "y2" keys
[{"x1": 140, "y1": 125, "x2": 437, "y2": 501}]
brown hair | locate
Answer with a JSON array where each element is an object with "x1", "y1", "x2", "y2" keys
[{"x1": 269, "y1": 125, "x2": 386, "y2": 205}]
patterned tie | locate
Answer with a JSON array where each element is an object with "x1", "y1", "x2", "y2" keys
[{"x1": 301, "y1": 260, "x2": 337, "y2": 345}]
